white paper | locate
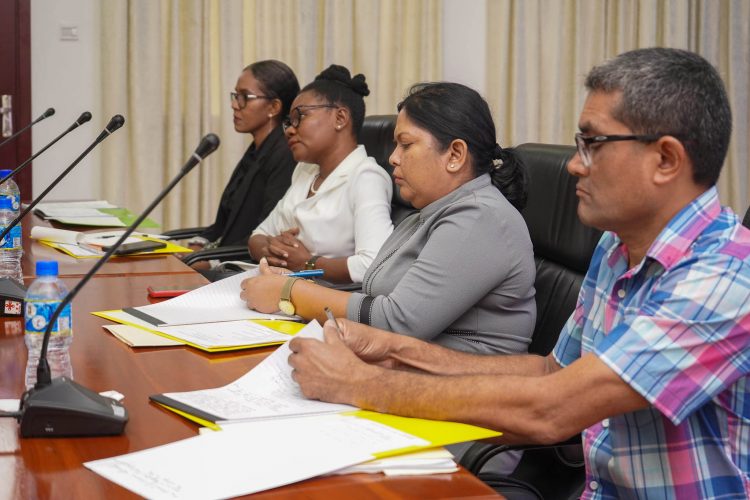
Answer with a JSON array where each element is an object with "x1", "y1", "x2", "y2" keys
[
  {"x1": 0, "y1": 400, "x2": 19, "y2": 412},
  {"x1": 36, "y1": 207, "x2": 109, "y2": 218},
  {"x1": 133, "y1": 270, "x2": 291, "y2": 325},
  {"x1": 82, "y1": 230, "x2": 163, "y2": 244},
  {"x1": 85, "y1": 413, "x2": 428, "y2": 500},
  {"x1": 30, "y1": 226, "x2": 84, "y2": 244},
  {"x1": 157, "y1": 320, "x2": 291, "y2": 348},
  {"x1": 334, "y1": 448, "x2": 458, "y2": 476},
  {"x1": 36, "y1": 200, "x2": 116, "y2": 211},
  {"x1": 52, "y1": 242, "x2": 103, "y2": 257},
  {"x1": 102, "y1": 324, "x2": 183, "y2": 347},
  {"x1": 48, "y1": 216, "x2": 126, "y2": 227},
  {"x1": 163, "y1": 321, "x2": 356, "y2": 421}
]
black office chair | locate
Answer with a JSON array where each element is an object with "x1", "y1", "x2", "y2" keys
[
  {"x1": 180, "y1": 114, "x2": 412, "y2": 268},
  {"x1": 459, "y1": 144, "x2": 602, "y2": 500}
]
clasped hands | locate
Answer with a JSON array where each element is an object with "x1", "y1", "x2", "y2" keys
[{"x1": 257, "y1": 227, "x2": 312, "y2": 270}]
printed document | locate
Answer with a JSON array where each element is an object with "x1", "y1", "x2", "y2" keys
[
  {"x1": 84, "y1": 412, "x2": 429, "y2": 500},
  {"x1": 130, "y1": 270, "x2": 291, "y2": 326},
  {"x1": 155, "y1": 321, "x2": 356, "y2": 421}
]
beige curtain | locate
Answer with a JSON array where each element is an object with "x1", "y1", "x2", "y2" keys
[
  {"x1": 99, "y1": 0, "x2": 442, "y2": 231},
  {"x1": 486, "y1": 0, "x2": 750, "y2": 213}
]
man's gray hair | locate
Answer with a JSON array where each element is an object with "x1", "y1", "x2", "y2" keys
[{"x1": 585, "y1": 47, "x2": 731, "y2": 186}]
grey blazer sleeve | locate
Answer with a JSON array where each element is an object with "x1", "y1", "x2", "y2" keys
[{"x1": 347, "y1": 202, "x2": 532, "y2": 341}]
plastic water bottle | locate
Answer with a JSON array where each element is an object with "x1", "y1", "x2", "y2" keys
[
  {"x1": 0, "y1": 169, "x2": 21, "y2": 214},
  {"x1": 0, "y1": 196, "x2": 23, "y2": 284},
  {"x1": 24, "y1": 261, "x2": 73, "y2": 390}
]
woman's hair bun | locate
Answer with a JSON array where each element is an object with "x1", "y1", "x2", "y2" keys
[{"x1": 315, "y1": 64, "x2": 370, "y2": 97}]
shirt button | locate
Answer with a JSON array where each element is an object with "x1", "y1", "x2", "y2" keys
[
  {"x1": 617, "y1": 289, "x2": 626, "y2": 298},
  {"x1": 602, "y1": 419, "x2": 609, "y2": 428},
  {"x1": 589, "y1": 480, "x2": 599, "y2": 491}
]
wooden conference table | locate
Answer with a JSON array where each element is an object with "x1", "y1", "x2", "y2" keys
[{"x1": 0, "y1": 218, "x2": 500, "y2": 499}]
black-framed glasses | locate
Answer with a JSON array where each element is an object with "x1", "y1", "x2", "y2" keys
[
  {"x1": 574, "y1": 132, "x2": 668, "y2": 168},
  {"x1": 282, "y1": 105, "x2": 338, "y2": 131},
  {"x1": 230, "y1": 91, "x2": 272, "y2": 109}
]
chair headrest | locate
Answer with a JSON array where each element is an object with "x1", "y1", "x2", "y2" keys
[
  {"x1": 359, "y1": 115, "x2": 413, "y2": 217},
  {"x1": 516, "y1": 143, "x2": 602, "y2": 273},
  {"x1": 359, "y1": 114, "x2": 397, "y2": 172}
]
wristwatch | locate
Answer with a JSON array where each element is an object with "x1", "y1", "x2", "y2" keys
[
  {"x1": 278, "y1": 277, "x2": 301, "y2": 315},
  {"x1": 304, "y1": 255, "x2": 321, "y2": 270}
]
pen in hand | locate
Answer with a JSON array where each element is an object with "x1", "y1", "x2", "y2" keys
[{"x1": 324, "y1": 307, "x2": 343, "y2": 337}]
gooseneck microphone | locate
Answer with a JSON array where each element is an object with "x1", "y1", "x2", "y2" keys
[
  {"x1": 17, "y1": 133, "x2": 220, "y2": 437},
  {"x1": 0, "y1": 115, "x2": 124, "y2": 247},
  {"x1": 0, "y1": 107, "x2": 55, "y2": 149},
  {"x1": 0, "y1": 112, "x2": 92, "y2": 187}
]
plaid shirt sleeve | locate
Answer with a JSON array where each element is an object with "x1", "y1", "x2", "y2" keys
[
  {"x1": 595, "y1": 252, "x2": 750, "y2": 425},
  {"x1": 553, "y1": 233, "x2": 613, "y2": 368}
]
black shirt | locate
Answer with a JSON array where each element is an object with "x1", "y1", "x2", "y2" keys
[{"x1": 200, "y1": 126, "x2": 295, "y2": 247}]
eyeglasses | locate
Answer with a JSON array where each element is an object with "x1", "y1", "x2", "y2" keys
[
  {"x1": 282, "y1": 105, "x2": 338, "y2": 131},
  {"x1": 230, "y1": 91, "x2": 272, "y2": 110},
  {"x1": 574, "y1": 132, "x2": 667, "y2": 168}
]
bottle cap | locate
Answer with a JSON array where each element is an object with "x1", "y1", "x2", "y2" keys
[
  {"x1": 35, "y1": 261, "x2": 59, "y2": 277},
  {"x1": 0, "y1": 170, "x2": 11, "y2": 177},
  {"x1": 0, "y1": 197, "x2": 12, "y2": 210}
]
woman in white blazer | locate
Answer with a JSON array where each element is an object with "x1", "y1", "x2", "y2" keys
[{"x1": 248, "y1": 65, "x2": 393, "y2": 284}]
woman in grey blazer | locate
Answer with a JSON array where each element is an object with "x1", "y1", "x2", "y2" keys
[{"x1": 242, "y1": 82, "x2": 536, "y2": 356}]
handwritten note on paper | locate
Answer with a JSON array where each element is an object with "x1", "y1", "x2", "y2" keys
[
  {"x1": 132, "y1": 270, "x2": 290, "y2": 325},
  {"x1": 162, "y1": 321, "x2": 356, "y2": 421},
  {"x1": 85, "y1": 413, "x2": 428, "y2": 500}
]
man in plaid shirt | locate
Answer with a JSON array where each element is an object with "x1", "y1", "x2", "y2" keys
[{"x1": 288, "y1": 48, "x2": 750, "y2": 498}]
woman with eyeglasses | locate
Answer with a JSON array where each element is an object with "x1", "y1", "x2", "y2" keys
[
  {"x1": 187, "y1": 60, "x2": 299, "y2": 260},
  {"x1": 243, "y1": 82, "x2": 535, "y2": 356},
  {"x1": 248, "y1": 65, "x2": 393, "y2": 284}
]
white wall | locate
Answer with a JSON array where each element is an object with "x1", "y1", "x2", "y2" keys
[{"x1": 30, "y1": 0, "x2": 101, "y2": 201}]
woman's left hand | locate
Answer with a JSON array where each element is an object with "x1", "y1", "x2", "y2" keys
[
  {"x1": 274, "y1": 228, "x2": 313, "y2": 270},
  {"x1": 240, "y1": 258, "x2": 288, "y2": 312}
]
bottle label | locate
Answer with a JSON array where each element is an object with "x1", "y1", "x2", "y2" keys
[
  {"x1": 4, "y1": 194, "x2": 20, "y2": 211},
  {"x1": 24, "y1": 300, "x2": 73, "y2": 336},
  {"x1": 0, "y1": 223, "x2": 21, "y2": 250}
]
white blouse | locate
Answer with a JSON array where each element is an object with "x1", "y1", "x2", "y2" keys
[{"x1": 252, "y1": 145, "x2": 393, "y2": 282}]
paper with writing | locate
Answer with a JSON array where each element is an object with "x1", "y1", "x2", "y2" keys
[
  {"x1": 132, "y1": 270, "x2": 291, "y2": 325},
  {"x1": 161, "y1": 321, "x2": 355, "y2": 420},
  {"x1": 84, "y1": 413, "x2": 428, "y2": 500}
]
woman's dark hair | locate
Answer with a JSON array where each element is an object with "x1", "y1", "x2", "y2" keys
[
  {"x1": 301, "y1": 64, "x2": 370, "y2": 135},
  {"x1": 397, "y1": 82, "x2": 527, "y2": 210},
  {"x1": 245, "y1": 60, "x2": 300, "y2": 118}
]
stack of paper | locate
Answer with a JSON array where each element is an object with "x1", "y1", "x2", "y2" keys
[
  {"x1": 34, "y1": 200, "x2": 123, "y2": 226},
  {"x1": 84, "y1": 322, "x2": 500, "y2": 499},
  {"x1": 34, "y1": 200, "x2": 161, "y2": 228},
  {"x1": 31, "y1": 227, "x2": 190, "y2": 259},
  {"x1": 93, "y1": 270, "x2": 302, "y2": 352},
  {"x1": 333, "y1": 448, "x2": 458, "y2": 476}
]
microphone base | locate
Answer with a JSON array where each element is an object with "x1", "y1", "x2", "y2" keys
[{"x1": 19, "y1": 377, "x2": 128, "y2": 437}]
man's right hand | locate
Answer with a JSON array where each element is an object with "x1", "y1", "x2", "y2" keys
[{"x1": 326, "y1": 319, "x2": 402, "y2": 368}]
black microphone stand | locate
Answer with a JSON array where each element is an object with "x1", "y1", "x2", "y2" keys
[
  {"x1": 0, "y1": 115, "x2": 124, "y2": 247},
  {"x1": 0, "y1": 112, "x2": 92, "y2": 187},
  {"x1": 18, "y1": 133, "x2": 220, "y2": 438},
  {"x1": 0, "y1": 108, "x2": 55, "y2": 149}
]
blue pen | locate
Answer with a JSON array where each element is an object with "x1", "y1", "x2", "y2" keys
[{"x1": 286, "y1": 269, "x2": 324, "y2": 278}]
